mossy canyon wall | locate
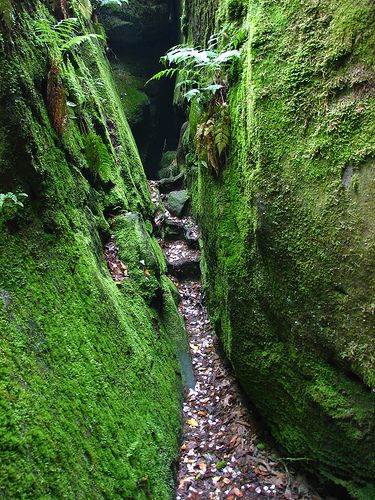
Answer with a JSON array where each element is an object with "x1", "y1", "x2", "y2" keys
[
  {"x1": 183, "y1": 0, "x2": 375, "y2": 497},
  {"x1": 1, "y1": 0, "x2": 375, "y2": 498},
  {"x1": 0, "y1": 1, "x2": 185, "y2": 497}
]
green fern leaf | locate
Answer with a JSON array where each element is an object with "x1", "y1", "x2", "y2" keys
[{"x1": 145, "y1": 68, "x2": 178, "y2": 85}]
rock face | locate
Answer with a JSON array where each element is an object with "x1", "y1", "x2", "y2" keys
[
  {"x1": 98, "y1": 1, "x2": 181, "y2": 177},
  {"x1": 183, "y1": 0, "x2": 375, "y2": 496},
  {"x1": 0, "y1": 2, "x2": 183, "y2": 497},
  {"x1": 98, "y1": 1, "x2": 171, "y2": 49}
]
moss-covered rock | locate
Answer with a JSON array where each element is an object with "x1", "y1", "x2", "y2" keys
[
  {"x1": 0, "y1": 1, "x2": 184, "y2": 497},
  {"x1": 167, "y1": 190, "x2": 190, "y2": 217},
  {"x1": 157, "y1": 151, "x2": 181, "y2": 179},
  {"x1": 184, "y1": 0, "x2": 375, "y2": 496}
]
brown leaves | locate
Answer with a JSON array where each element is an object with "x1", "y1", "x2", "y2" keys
[
  {"x1": 175, "y1": 277, "x2": 316, "y2": 500},
  {"x1": 146, "y1": 152, "x2": 316, "y2": 500},
  {"x1": 195, "y1": 103, "x2": 231, "y2": 176},
  {"x1": 195, "y1": 118, "x2": 221, "y2": 175},
  {"x1": 104, "y1": 237, "x2": 129, "y2": 283},
  {"x1": 47, "y1": 61, "x2": 68, "y2": 136}
]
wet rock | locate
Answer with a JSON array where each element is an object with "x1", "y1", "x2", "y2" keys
[
  {"x1": 167, "y1": 190, "x2": 190, "y2": 217},
  {"x1": 160, "y1": 150, "x2": 177, "y2": 169},
  {"x1": 157, "y1": 150, "x2": 180, "y2": 179},
  {"x1": 185, "y1": 227, "x2": 200, "y2": 250},
  {"x1": 114, "y1": 212, "x2": 165, "y2": 277},
  {"x1": 162, "y1": 240, "x2": 201, "y2": 280},
  {"x1": 157, "y1": 172, "x2": 185, "y2": 193},
  {"x1": 98, "y1": 1, "x2": 170, "y2": 49},
  {"x1": 164, "y1": 218, "x2": 186, "y2": 241},
  {"x1": 167, "y1": 255, "x2": 201, "y2": 280}
]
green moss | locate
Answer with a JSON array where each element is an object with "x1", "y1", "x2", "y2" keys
[
  {"x1": 111, "y1": 62, "x2": 150, "y2": 127},
  {"x1": 0, "y1": 1, "x2": 183, "y2": 497},
  {"x1": 184, "y1": 0, "x2": 375, "y2": 495},
  {"x1": 0, "y1": 0, "x2": 13, "y2": 27},
  {"x1": 227, "y1": 0, "x2": 247, "y2": 22},
  {"x1": 84, "y1": 133, "x2": 113, "y2": 182}
]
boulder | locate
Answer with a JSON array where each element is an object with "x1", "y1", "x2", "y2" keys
[
  {"x1": 114, "y1": 213, "x2": 166, "y2": 277},
  {"x1": 164, "y1": 218, "x2": 185, "y2": 241},
  {"x1": 157, "y1": 151, "x2": 180, "y2": 179},
  {"x1": 166, "y1": 190, "x2": 190, "y2": 217},
  {"x1": 156, "y1": 172, "x2": 184, "y2": 193}
]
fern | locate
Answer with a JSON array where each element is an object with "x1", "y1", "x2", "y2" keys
[
  {"x1": 214, "y1": 105, "x2": 230, "y2": 157},
  {"x1": 194, "y1": 103, "x2": 231, "y2": 175},
  {"x1": 61, "y1": 33, "x2": 104, "y2": 51},
  {"x1": 147, "y1": 40, "x2": 240, "y2": 104},
  {"x1": 149, "y1": 30, "x2": 241, "y2": 175},
  {"x1": 0, "y1": 192, "x2": 28, "y2": 221},
  {"x1": 84, "y1": 133, "x2": 112, "y2": 182},
  {"x1": 35, "y1": 18, "x2": 104, "y2": 57},
  {"x1": 91, "y1": 0, "x2": 129, "y2": 9},
  {"x1": 146, "y1": 67, "x2": 178, "y2": 84}
]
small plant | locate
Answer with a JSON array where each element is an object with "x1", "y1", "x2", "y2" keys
[
  {"x1": 195, "y1": 103, "x2": 231, "y2": 175},
  {"x1": 84, "y1": 133, "x2": 112, "y2": 182},
  {"x1": 35, "y1": 17, "x2": 104, "y2": 57},
  {"x1": 0, "y1": 192, "x2": 28, "y2": 221},
  {"x1": 91, "y1": 0, "x2": 128, "y2": 9},
  {"x1": 147, "y1": 43, "x2": 240, "y2": 104},
  {"x1": 148, "y1": 32, "x2": 243, "y2": 175},
  {"x1": 35, "y1": 17, "x2": 104, "y2": 135}
]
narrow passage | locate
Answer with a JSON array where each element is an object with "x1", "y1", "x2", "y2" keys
[{"x1": 150, "y1": 180, "x2": 317, "y2": 500}]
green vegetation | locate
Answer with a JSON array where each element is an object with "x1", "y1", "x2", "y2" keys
[
  {"x1": 148, "y1": 39, "x2": 240, "y2": 103},
  {"x1": 84, "y1": 133, "x2": 113, "y2": 182},
  {"x1": 0, "y1": 192, "x2": 28, "y2": 222},
  {"x1": 35, "y1": 17, "x2": 104, "y2": 58},
  {"x1": 182, "y1": 0, "x2": 375, "y2": 496},
  {"x1": 149, "y1": 32, "x2": 244, "y2": 175},
  {"x1": 92, "y1": 0, "x2": 129, "y2": 8},
  {"x1": 0, "y1": 1, "x2": 182, "y2": 497}
]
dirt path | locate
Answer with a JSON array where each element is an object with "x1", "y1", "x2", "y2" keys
[
  {"x1": 170, "y1": 275, "x2": 316, "y2": 500},
  {"x1": 149, "y1": 180, "x2": 318, "y2": 499}
]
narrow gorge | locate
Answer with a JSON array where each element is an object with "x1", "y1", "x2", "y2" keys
[{"x1": 0, "y1": 1, "x2": 374, "y2": 499}]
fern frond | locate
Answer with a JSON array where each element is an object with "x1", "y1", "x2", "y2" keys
[
  {"x1": 35, "y1": 17, "x2": 103, "y2": 55},
  {"x1": 214, "y1": 109, "x2": 230, "y2": 157},
  {"x1": 175, "y1": 79, "x2": 198, "y2": 89},
  {"x1": 213, "y1": 50, "x2": 240, "y2": 65},
  {"x1": 61, "y1": 33, "x2": 104, "y2": 52},
  {"x1": 145, "y1": 68, "x2": 178, "y2": 85},
  {"x1": 184, "y1": 88, "x2": 200, "y2": 102}
]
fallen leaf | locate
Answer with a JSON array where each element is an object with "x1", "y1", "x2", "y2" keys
[
  {"x1": 230, "y1": 487, "x2": 243, "y2": 497},
  {"x1": 186, "y1": 418, "x2": 199, "y2": 427}
]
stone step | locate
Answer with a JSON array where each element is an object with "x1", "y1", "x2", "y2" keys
[
  {"x1": 162, "y1": 240, "x2": 201, "y2": 279},
  {"x1": 164, "y1": 217, "x2": 200, "y2": 249},
  {"x1": 156, "y1": 173, "x2": 185, "y2": 193}
]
